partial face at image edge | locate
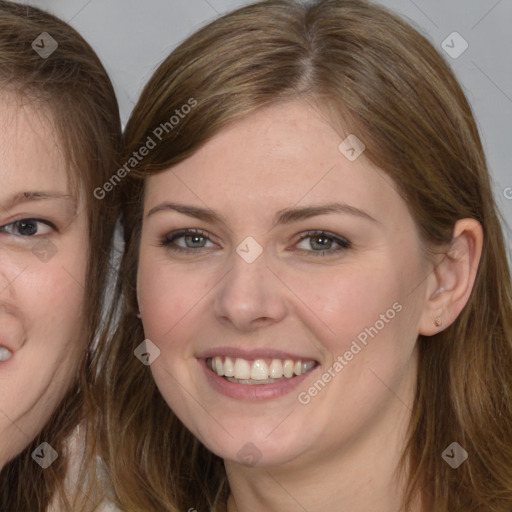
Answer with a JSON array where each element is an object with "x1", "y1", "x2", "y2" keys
[{"x1": 0, "y1": 98, "x2": 89, "y2": 467}]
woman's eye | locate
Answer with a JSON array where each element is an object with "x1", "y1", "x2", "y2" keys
[
  {"x1": 0, "y1": 218, "x2": 55, "y2": 237},
  {"x1": 161, "y1": 229, "x2": 217, "y2": 251},
  {"x1": 295, "y1": 231, "x2": 351, "y2": 255},
  {"x1": 159, "y1": 229, "x2": 349, "y2": 256}
]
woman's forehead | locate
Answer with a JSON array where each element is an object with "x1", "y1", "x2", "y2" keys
[{"x1": 0, "y1": 97, "x2": 82, "y2": 205}]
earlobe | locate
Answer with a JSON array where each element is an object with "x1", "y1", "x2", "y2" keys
[{"x1": 418, "y1": 218, "x2": 483, "y2": 336}]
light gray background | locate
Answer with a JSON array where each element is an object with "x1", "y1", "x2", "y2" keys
[{"x1": 17, "y1": 0, "x2": 512, "y2": 252}]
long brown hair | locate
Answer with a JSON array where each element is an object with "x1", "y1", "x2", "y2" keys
[
  {"x1": 0, "y1": 1, "x2": 121, "y2": 510},
  {"x1": 92, "y1": 0, "x2": 512, "y2": 510}
]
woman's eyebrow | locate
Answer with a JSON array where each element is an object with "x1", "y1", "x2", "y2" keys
[
  {"x1": 1, "y1": 191, "x2": 75, "y2": 211},
  {"x1": 273, "y1": 203, "x2": 380, "y2": 227},
  {"x1": 146, "y1": 201, "x2": 379, "y2": 226},
  {"x1": 146, "y1": 202, "x2": 223, "y2": 223}
]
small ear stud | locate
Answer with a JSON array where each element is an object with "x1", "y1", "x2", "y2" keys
[{"x1": 434, "y1": 317, "x2": 443, "y2": 328}]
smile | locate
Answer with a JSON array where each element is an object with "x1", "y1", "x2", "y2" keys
[{"x1": 206, "y1": 356, "x2": 317, "y2": 384}]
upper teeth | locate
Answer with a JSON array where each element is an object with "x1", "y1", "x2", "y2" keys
[
  {"x1": 209, "y1": 356, "x2": 315, "y2": 381},
  {"x1": 0, "y1": 346, "x2": 13, "y2": 362}
]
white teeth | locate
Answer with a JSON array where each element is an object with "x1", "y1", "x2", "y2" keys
[
  {"x1": 269, "y1": 359, "x2": 283, "y2": 378},
  {"x1": 0, "y1": 346, "x2": 13, "y2": 362},
  {"x1": 234, "y1": 358, "x2": 251, "y2": 380},
  {"x1": 214, "y1": 356, "x2": 224, "y2": 376},
  {"x1": 250, "y1": 359, "x2": 269, "y2": 380},
  {"x1": 283, "y1": 359, "x2": 294, "y2": 378},
  {"x1": 209, "y1": 356, "x2": 316, "y2": 382},
  {"x1": 302, "y1": 361, "x2": 316, "y2": 373},
  {"x1": 224, "y1": 357, "x2": 234, "y2": 377}
]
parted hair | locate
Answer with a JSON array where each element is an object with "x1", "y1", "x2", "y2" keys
[
  {"x1": 0, "y1": 1, "x2": 121, "y2": 510},
  {"x1": 89, "y1": 1, "x2": 512, "y2": 511}
]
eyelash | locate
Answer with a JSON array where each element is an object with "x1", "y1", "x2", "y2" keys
[
  {"x1": 0, "y1": 218, "x2": 57, "y2": 237},
  {"x1": 160, "y1": 229, "x2": 351, "y2": 256},
  {"x1": 160, "y1": 229, "x2": 213, "y2": 253},
  {"x1": 295, "y1": 230, "x2": 351, "y2": 256}
]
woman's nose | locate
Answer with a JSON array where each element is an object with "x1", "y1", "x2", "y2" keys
[{"x1": 212, "y1": 247, "x2": 288, "y2": 332}]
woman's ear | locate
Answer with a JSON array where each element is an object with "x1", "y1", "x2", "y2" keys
[{"x1": 419, "y1": 218, "x2": 483, "y2": 336}]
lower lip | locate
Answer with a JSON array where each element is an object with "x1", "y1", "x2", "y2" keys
[{"x1": 199, "y1": 359, "x2": 318, "y2": 401}]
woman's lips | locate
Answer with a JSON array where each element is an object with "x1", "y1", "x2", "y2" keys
[
  {"x1": 199, "y1": 355, "x2": 319, "y2": 401},
  {"x1": 206, "y1": 356, "x2": 317, "y2": 382}
]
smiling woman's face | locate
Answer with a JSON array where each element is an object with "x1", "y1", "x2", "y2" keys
[
  {"x1": 0, "y1": 98, "x2": 88, "y2": 467},
  {"x1": 138, "y1": 100, "x2": 435, "y2": 469}
]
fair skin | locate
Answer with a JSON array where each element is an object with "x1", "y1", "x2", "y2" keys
[
  {"x1": 0, "y1": 97, "x2": 88, "y2": 468},
  {"x1": 138, "y1": 100, "x2": 482, "y2": 512}
]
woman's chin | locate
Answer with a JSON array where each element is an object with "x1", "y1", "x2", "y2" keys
[{"x1": 199, "y1": 430, "x2": 313, "y2": 470}]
